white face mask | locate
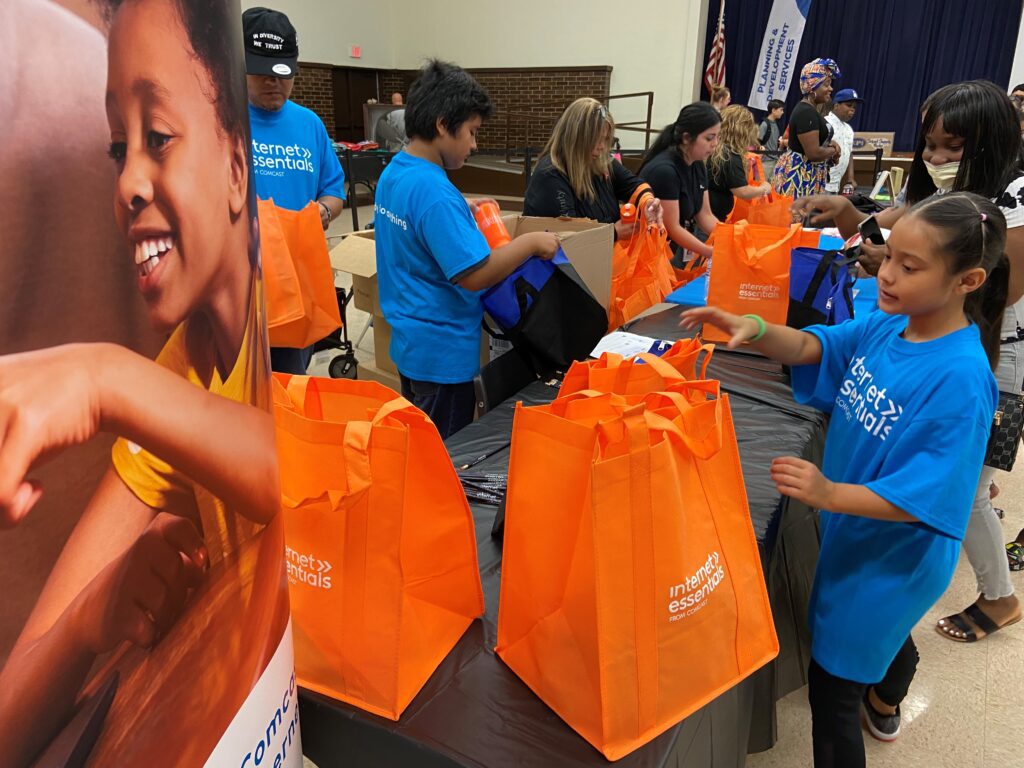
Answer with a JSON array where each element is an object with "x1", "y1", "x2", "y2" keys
[{"x1": 924, "y1": 160, "x2": 961, "y2": 191}]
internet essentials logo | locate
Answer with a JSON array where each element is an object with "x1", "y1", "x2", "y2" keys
[
  {"x1": 251, "y1": 140, "x2": 316, "y2": 177},
  {"x1": 667, "y1": 551, "x2": 726, "y2": 621},
  {"x1": 286, "y1": 546, "x2": 333, "y2": 589},
  {"x1": 834, "y1": 355, "x2": 903, "y2": 441}
]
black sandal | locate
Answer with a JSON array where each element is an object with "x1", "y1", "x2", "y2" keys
[
  {"x1": 936, "y1": 603, "x2": 1021, "y2": 643},
  {"x1": 1008, "y1": 541, "x2": 1024, "y2": 572}
]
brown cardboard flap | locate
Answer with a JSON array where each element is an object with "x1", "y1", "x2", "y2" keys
[
  {"x1": 329, "y1": 230, "x2": 377, "y2": 278},
  {"x1": 372, "y1": 314, "x2": 397, "y2": 375},
  {"x1": 504, "y1": 216, "x2": 614, "y2": 309}
]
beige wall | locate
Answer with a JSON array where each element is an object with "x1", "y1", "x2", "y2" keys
[
  {"x1": 392, "y1": 0, "x2": 707, "y2": 144},
  {"x1": 243, "y1": 0, "x2": 709, "y2": 148},
  {"x1": 240, "y1": 0, "x2": 397, "y2": 69}
]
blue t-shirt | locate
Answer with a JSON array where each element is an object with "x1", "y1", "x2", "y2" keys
[
  {"x1": 791, "y1": 311, "x2": 996, "y2": 683},
  {"x1": 248, "y1": 101, "x2": 346, "y2": 210},
  {"x1": 373, "y1": 152, "x2": 490, "y2": 383}
]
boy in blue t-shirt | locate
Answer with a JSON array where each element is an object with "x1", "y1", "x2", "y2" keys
[{"x1": 374, "y1": 61, "x2": 559, "y2": 438}]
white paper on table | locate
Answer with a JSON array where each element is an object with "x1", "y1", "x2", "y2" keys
[{"x1": 591, "y1": 331, "x2": 662, "y2": 359}]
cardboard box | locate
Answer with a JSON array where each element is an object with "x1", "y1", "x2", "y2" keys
[
  {"x1": 502, "y1": 215, "x2": 614, "y2": 309},
  {"x1": 373, "y1": 314, "x2": 397, "y2": 375},
  {"x1": 330, "y1": 231, "x2": 381, "y2": 315},
  {"x1": 357, "y1": 360, "x2": 401, "y2": 393}
]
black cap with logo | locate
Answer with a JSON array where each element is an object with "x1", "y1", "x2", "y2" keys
[{"x1": 243, "y1": 7, "x2": 299, "y2": 79}]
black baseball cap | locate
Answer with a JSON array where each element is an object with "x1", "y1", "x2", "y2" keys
[{"x1": 243, "y1": 7, "x2": 299, "y2": 79}]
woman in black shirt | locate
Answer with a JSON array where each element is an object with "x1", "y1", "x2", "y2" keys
[
  {"x1": 524, "y1": 98, "x2": 663, "y2": 240},
  {"x1": 772, "y1": 58, "x2": 843, "y2": 198},
  {"x1": 637, "y1": 102, "x2": 721, "y2": 259},
  {"x1": 707, "y1": 105, "x2": 773, "y2": 220}
]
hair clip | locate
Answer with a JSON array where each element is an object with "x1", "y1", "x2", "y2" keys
[{"x1": 981, "y1": 213, "x2": 988, "y2": 222}]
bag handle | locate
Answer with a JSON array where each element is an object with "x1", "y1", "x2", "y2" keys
[
  {"x1": 733, "y1": 222, "x2": 801, "y2": 278},
  {"x1": 596, "y1": 404, "x2": 660, "y2": 729},
  {"x1": 799, "y1": 249, "x2": 841, "y2": 306},
  {"x1": 279, "y1": 377, "x2": 419, "y2": 505},
  {"x1": 340, "y1": 395, "x2": 422, "y2": 502},
  {"x1": 642, "y1": 387, "x2": 723, "y2": 460},
  {"x1": 632, "y1": 352, "x2": 688, "y2": 381},
  {"x1": 696, "y1": 343, "x2": 715, "y2": 379},
  {"x1": 628, "y1": 182, "x2": 655, "y2": 210},
  {"x1": 514, "y1": 275, "x2": 541, "y2": 325},
  {"x1": 642, "y1": 342, "x2": 715, "y2": 381}
]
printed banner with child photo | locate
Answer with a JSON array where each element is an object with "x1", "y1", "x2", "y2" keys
[{"x1": 0, "y1": 1, "x2": 298, "y2": 766}]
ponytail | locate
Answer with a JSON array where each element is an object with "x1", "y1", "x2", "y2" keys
[
  {"x1": 905, "y1": 192, "x2": 1008, "y2": 369},
  {"x1": 968, "y1": 251, "x2": 1009, "y2": 368},
  {"x1": 639, "y1": 124, "x2": 677, "y2": 171},
  {"x1": 639, "y1": 102, "x2": 720, "y2": 172}
]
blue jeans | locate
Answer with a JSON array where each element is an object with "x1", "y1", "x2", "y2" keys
[{"x1": 399, "y1": 375, "x2": 475, "y2": 439}]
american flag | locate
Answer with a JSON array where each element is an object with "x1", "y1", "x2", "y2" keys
[{"x1": 704, "y1": 0, "x2": 726, "y2": 94}]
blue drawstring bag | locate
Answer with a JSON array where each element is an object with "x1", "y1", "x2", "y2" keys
[
  {"x1": 481, "y1": 248, "x2": 607, "y2": 373},
  {"x1": 787, "y1": 248, "x2": 857, "y2": 328}
]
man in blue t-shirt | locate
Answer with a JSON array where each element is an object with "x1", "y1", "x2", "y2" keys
[
  {"x1": 243, "y1": 7, "x2": 346, "y2": 374},
  {"x1": 374, "y1": 60, "x2": 559, "y2": 438}
]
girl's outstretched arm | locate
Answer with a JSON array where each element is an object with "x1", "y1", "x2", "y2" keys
[
  {"x1": 680, "y1": 306, "x2": 823, "y2": 365},
  {"x1": 0, "y1": 343, "x2": 278, "y2": 527},
  {"x1": 770, "y1": 457, "x2": 916, "y2": 521}
]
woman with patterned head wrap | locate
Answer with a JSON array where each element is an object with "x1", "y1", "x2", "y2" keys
[{"x1": 772, "y1": 58, "x2": 843, "y2": 198}]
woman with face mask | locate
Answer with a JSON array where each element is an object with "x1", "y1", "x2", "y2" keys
[{"x1": 793, "y1": 78, "x2": 1024, "y2": 742}]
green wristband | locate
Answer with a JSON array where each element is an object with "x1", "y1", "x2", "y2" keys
[{"x1": 742, "y1": 314, "x2": 767, "y2": 342}]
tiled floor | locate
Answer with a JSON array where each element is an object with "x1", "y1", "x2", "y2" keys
[{"x1": 311, "y1": 204, "x2": 1024, "y2": 766}]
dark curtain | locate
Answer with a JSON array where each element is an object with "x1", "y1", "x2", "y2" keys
[{"x1": 700, "y1": 0, "x2": 1023, "y2": 150}]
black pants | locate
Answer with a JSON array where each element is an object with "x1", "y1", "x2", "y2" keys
[
  {"x1": 270, "y1": 345, "x2": 314, "y2": 375},
  {"x1": 808, "y1": 635, "x2": 919, "y2": 768},
  {"x1": 399, "y1": 375, "x2": 476, "y2": 440}
]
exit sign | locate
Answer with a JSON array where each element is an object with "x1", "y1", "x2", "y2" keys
[{"x1": 349, "y1": 45, "x2": 362, "y2": 59}]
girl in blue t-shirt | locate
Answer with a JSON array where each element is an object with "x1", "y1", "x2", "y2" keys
[{"x1": 681, "y1": 192, "x2": 1006, "y2": 768}]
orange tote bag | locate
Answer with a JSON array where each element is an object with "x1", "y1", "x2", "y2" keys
[
  {"x1": 607, "y1": 182, "x2": 706, "y2": 331},
  {"x1": 258, "y1": 198, "x2": 342, "y2": 348},
  {"x1": 496, "y1": 384, "x2": 778, "y2": 760},
  {"x1": 704, "y1": 221, "x2": 812, "y2": 342},
  {"x1": 608, "y1": 227, "x2": 707, "y2": 331},
  {"x1": 272, "y1": 375, "x2": 485, "y2": 719},
  {"x1": 728, "y1": 154, "x2": 795, "y2": 228},
  {"x1": 559, "y1": 338, "x2": 714, "y2": 397}
]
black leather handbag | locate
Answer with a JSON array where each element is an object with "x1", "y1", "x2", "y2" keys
[{"x1": 985, "y1": 390, "x2": 1024, "y2": 471}]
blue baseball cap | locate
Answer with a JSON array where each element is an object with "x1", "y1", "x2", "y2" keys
[{"x1": 833, "y1": 88, "x2": 864, "y2": 104}]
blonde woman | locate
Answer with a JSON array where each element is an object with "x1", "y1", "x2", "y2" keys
[
  {"x1": 524, "y1": 97, "x2": 663, "y2": 240},
  {"x1": 707, "y1": 105, "x2": 773, "y2": 221},
  {"x1": 710, "y1": 85, "x2": 731, "y2": 111}
]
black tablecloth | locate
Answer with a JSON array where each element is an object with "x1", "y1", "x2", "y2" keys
[{"x1": 300, "y1": 308, "x2": 827, "y2": 767}]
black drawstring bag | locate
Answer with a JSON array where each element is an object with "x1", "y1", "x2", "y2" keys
[{"x1": 482, "y1": 248, "x2": 607, "y2": 375}]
